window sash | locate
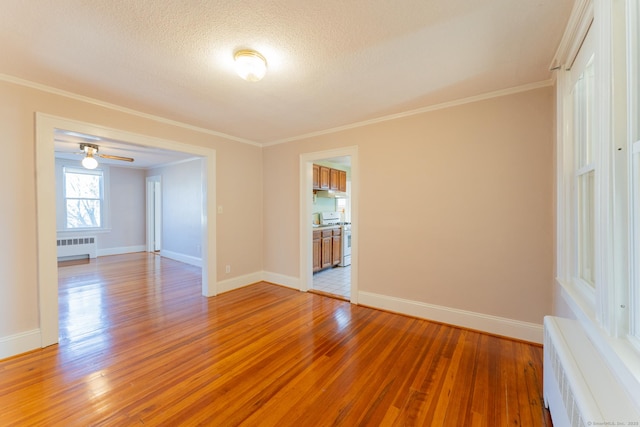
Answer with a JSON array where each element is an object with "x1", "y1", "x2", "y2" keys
[{"x1": 63, "y1": 167, "x2": 104, "y2": 230}]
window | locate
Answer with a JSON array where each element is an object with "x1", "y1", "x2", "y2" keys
[
  {"x1": 573, "y1": 54, "x2": 596, "y2": 289},
  {"x1": 629, "y1": 0, "x2": 640, "y2": 342},
  {"x1": 63, "y1": 167, "x2": 103, "y2": 229},
  {"x1": 564, "y1": 24, "x2": 597, "y2": 301}
]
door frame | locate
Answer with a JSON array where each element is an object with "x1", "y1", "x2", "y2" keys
[
  {"x1": 36, "y1": 113, "x2": 217, "y2": 347},
  {"x1": 146, "y1": 176, "x2": 162, "y2": 252},
  {"x1": 299, "y1": 146, "x2": 358, "y2": 303}
]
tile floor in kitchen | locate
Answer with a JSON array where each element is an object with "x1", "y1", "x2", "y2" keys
[{"x1": 312, "y1": 265, "x2": 351, "y2": 299}]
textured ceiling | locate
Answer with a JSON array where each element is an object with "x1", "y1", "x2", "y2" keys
[{"x1": 0, "y1": 0, "x2": 573, "y2": 145}]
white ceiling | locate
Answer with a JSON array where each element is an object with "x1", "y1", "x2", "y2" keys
[
  {"x1": 1, "y1": 0, "x2": 573, "y2": 147},
  {"x1": 54, "y1": 130, "x2": 197, "y2": 169}
]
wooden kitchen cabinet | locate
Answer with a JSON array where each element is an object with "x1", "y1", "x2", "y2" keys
[
  {"x1": 312, "y1": 164, "x2": 320, "y2": 190},
  {"x1": 312, "y1": 230, "x2": 321, "y2": 272},
  {"x1": 332, "y1": 228, "x2": 342, "y2": 266},
  {"x1": 321, "y1": 229, "x2": 333, "y2": 269},
  {"x1": 313, "y1": 226, "x2": 342, "y2": 272},
  {"x1": 329, "y1": 168, "x2": 339, "y2": 190},
  {"x1": 319, "y1": 166, "x2": 330, "y2": 190},
  {"x1": 338, "y1": 170, "x2": 347, "y2": 192},
  {"x1": 312, "y1": 164, "x2": 347, "y2": 192}
]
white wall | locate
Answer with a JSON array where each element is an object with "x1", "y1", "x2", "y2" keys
[
  {"x1": 101, "y1": 166, "x2": 146, "y2": 253},
  {"x1": 148, "y1": 159, "x2": 203, "y2": 265}
]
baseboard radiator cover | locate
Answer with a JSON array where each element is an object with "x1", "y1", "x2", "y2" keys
[
  {"x1": 543, "y1": 316, "x2": 640, "y2": 427},
  {"x1": 56, "y1": 236, "x2": 97, "y2": 259}
]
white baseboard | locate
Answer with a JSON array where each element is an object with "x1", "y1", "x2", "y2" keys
[
  {"x1": 97, "y1": 245, "x2": 146, "y2": 257},
  {"x1": 0, "y1": 329, "x2": 41, "y2": 360},
  {"x1": 358, "y1": 291, "x2": 543, "y2": 343},
  {"x1": 217, "y1": 272, "x2": 263, "y2": 294},
  {"x1": 261, "y1": 271, "x2": 300, "y2": 290},
  {"x1": 159, "y1": 250, "x2": 202, "y2": 267}
]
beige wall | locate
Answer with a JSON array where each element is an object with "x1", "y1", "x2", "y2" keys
[
  {"x1": 0, "y1": 79, "x2": 263, "y2": 338},
  {"x1": 263, "y1": 86, "x2": 554, "y2": 324}
]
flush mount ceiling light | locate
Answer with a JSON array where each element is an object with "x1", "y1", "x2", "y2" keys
[{"x1": 234, "y1": 49, "x2": 267, "y2": 82}]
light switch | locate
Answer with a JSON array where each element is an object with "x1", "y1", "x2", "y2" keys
[{"x1": 217, "y1": 206, "x2": 223, "y2": 214}]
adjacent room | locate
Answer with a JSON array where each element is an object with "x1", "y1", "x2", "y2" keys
[{"x1": 1, "y1": 0, "x2": 639, "y2": 425}]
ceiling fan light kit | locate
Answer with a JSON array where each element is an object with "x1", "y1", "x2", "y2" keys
[
  {"x1": 80, "y1": 143, "x2": 99, "y2": 169},
  {"x1": 81, "y1": 152, "x2": 99, "y2": 169},
  {"x1": 77, "y1": 143, "x2": 134, "y2": 169}
]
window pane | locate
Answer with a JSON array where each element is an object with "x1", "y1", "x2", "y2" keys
[
  {"x1": 579, "y1": 170, "x2": 595, "y2": 287},
  {"x1": 66, "y1": 199, "x2": 101, "y2": 228},
  {"x1": 65, "y1": 172, "x2": 100, "y2": 199},
  {"x1": 633, "y1": 150, "x2": 640, "y2": 335},
  {"x1": 574, "y1": 56, "x2": 595, "y2": 168}
]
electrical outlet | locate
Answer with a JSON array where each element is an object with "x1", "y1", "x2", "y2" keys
[{"x1": 225, "y1": 265, "x2": 230, "y2": 273}]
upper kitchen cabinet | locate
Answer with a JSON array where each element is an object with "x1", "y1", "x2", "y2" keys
[
  {"x1": 312, "y1": 164, "x2": 347, "y2": 192},
  {"x1": 330, "y1": 168, "x2": 339, "y2": 191},
  {"x1": 313, "y1": 164, "x2": 320, "y2": 189},
  {"x1": 319, "y1": 166, "x2": 330, "y2": 190},
  {"x1": 338, "y1": 170, "x2": 347, "y2": 192}
]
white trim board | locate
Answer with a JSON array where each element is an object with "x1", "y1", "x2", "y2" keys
[
  {"x1": 358, "y1": 291, "x2": 544, "y2": 344},
  {"x1": 261, "y1": 271, "x2": 300, "y2": 290},
  {"x1": 159, "y1": 250, "x2": 202, "y2": 268},
  {"x1": 218, "y1": 272, "x2": 264, "y2": 294},
  {"x1": 0, "y1": 329, "x2": 41, "y2": 361},
  {"x1": 97, "y1": 246, "x2": 147, "y2": 258}
]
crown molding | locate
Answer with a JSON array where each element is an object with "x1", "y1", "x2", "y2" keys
[
  {"x1": 0, "y1": 73, "x2": 261, "y2": 147},
  {"x1": 549, "y1": 0, "x2": 594, "y2": 71},
  {"x1": 263, "y1": 79, "x2": 554, "y2": 147}
]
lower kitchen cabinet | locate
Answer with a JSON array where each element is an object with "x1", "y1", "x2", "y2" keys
[
  {"x1": 313, "y1": 227, "x2": 342, "y2": 273},
  {"x1": 312, "y1": 230, "x2": 321, "y2": 272},
  {"x1": 332, "y1": 228, "x2": 342, "y2": 265},
  {"x1": 321, "y1": 229, "x2": 333, "y2": 269}
]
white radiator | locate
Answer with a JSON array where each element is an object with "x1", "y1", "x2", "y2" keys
[
  {"x1": 56, "y1": 236, "x2": 97, "y2": 259},
  {"x1": 543, "y1": 316, "x2": 640, "y2": 427}
]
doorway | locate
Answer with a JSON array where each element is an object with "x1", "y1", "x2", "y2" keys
[
  {"x1": 299, "y1": 146, "x2": 358, "y2": 303},
  {"x1": 311, "y1": 158, "x2": 351, "y2": 299},
  {"x1": 146, "y1": 176, "x2": 162, "y2": 252},
  {"x1": 36, "y1": 113, "x2": 217, "y2": 347}
]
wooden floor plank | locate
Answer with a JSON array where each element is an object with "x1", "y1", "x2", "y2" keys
[{"x1": 0, "y1": 253, "x2": 552, "y2": 426}]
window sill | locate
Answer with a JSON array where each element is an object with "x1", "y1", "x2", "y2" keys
[{"x1": 557, "y1": 279, "x2": 640, "y2": 410}]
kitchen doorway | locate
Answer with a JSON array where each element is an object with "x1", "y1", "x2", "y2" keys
[{"x1": 299, "y1": 146, "x2": 358, "y2": 303}]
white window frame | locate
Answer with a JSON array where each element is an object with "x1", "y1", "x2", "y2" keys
[
  {"x1": 56, "y1": 160, "x2": 111, "y2": 233},
  {"x1": 569, "y1": 28, "x2": 597, "y2": 303},
  {"x1": 555, "y1": 0, "x2": 640, "y2": 403},
  {"x1": 628, "y1": 0, "x2": 640, "y2": 346},
  {"x1": 63, "y1": 166, "x2": 104, "y2": 230}
]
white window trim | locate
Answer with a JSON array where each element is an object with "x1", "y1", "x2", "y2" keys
[
  {"x1": 555, "y1": 0, "x2": 640, "y2": 408},
  {"x1": 628, "y1": 0, "x2": 640, "y2": 344}
]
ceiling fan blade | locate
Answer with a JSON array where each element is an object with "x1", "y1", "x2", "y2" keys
[
  {"x1": 55, "y1": 151, "x2": 84, "y2": 155},
  {"x1": 98, "y1": 154, "x2": 134, "y2": 162}
]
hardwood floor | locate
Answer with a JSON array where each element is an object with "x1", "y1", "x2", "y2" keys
[{"x1": 0, "y1": 253, "x2": 552, "y2": 426}]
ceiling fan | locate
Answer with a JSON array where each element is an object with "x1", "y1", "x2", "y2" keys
[{"x1": 76, "y1": 143, "x2": 135, "y2": 169}]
